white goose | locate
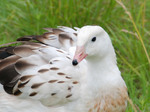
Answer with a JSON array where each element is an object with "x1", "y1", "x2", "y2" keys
[{"x1": 0, "y1": 26, "x2": 128, "y2": 112}]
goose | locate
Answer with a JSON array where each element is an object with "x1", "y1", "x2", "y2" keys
[{"x1": 0, "y1": 25, "x2": 128, "y2": 112}]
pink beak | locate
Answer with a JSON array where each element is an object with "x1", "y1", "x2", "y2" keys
[{"x1": 72, "y1": 46, "x2": 88, "y2": 66}]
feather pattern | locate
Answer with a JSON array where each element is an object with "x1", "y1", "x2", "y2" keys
[{"x1": 0, "y1": 26, "x2": 128, "y2": 112}]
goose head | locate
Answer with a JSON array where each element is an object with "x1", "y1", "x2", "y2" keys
[{"x1": 72, "y1": 25, "x2": 115, "y2": 66}]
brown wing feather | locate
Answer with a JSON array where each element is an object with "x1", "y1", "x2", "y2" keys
[
  {"x1": 14, "y1": 46, "x2": 36, "y2": 57},
  {"x1": 0, "y1": 64, "x2": 20, "y2": 94},
  {"x1": 17, "y1": 28, "x2": 76, "y2": 50},
  {"x1": 17, "y1": 35, "x2": 35, "y2": 41},
  {"x1": 5, "y1": 46, "x2": 15, "y2": 54},
  {"x1": 0, "y1": 47, "x2": 14, "y2": 59},
  {"x1": 0, "y1": 44, "x2": 38, "y2": 94},
  {"x1": 0, "y1": 55, "x2": 21, "y2": 70},
  {"x1": 0, "y1": 27, "x2": 76, "y2": 95}
]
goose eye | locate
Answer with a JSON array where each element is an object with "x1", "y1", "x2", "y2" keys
[{"x1": 91, "y1": 37, "x2": 96, "y2": 42}]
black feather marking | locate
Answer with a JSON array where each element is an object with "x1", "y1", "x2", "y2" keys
[
  {"x1": 5, "y1": 46, "x2": 15, "y2": 54},
  {"x1": 0, "y1": 51, "x2": 13, "y2": 59},
  {"x1": 0, "y1": 46, "x2": 15, "y2": 59},
  {"x1": 50, "y1": 67, "x2": 59, "y2": 70},
  {"x1": 3, "y1": 86, "x2": 14, "y2": 94},
  {"x1": 0, "y1": 55, "x2": 20, "y2": 70},
  {"x1": 18, "y1": 80, "x2": 30, "y2": 88},
  {"x1": 38, "y1": 69, "x2": 49, "y2": 73},
  {"x1": 72, "y1": 81, "x2": 79, "y2": 84},
  {"x1": 15, "y1": 60, "x2": 36, "y2": 71},
  {"x1": 29, "y1": 92, "x2": 37, "y2": 96},
  {"x1": 14, "y1": 89, "x2": 22, "y2": 96},
  {"x1": 0, "y1": 64, "x2": 20, "y2": 85},
  {"x1": 48, "y1": 80, "x2": 57, "y2": 83},
  {"x1": 0, "y1": 64, "x2": 20, "y2": 94},
  {"x1": 17, "y1": 35, "x2": 35, "y2": 41},
  {"x1": 57, "y1": 81, "x2": 65, "y2": 83},
  {"x1": 68, "y1": 86, "x2": 72, "y2": 91},
  {"x1": 66, "y1": 94, "x2": 72, "y2": 98},
  {"x1": 66, "y1": 76, "x2": 72, "y2": 79},
  {"x1": 57, "y1": 72, "x2": 66, "y2": 75},
  {"x1": 31, "y1": 82, "x2": 45, "y2": 89},
  {"x1": 20, "y1": 75, "x2": 34, "y2": 82},
  {"x1": 51, "y1": 93, "x2": 56, "y2": 96}
]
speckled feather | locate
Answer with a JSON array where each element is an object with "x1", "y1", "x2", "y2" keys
[{"x1": 0, "y1": 26, "x2": 128, "y2": 112}]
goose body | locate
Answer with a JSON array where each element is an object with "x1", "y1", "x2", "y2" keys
[{"x1": 0, "y1": 26, "x2": 128, "y2": 112}]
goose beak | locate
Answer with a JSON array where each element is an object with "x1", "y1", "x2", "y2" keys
[{"x1": 72, "y1": 46, "x2": 88, "y2": 66}]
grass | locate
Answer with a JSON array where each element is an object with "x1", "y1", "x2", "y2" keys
[{"x1": 0, "y1": 0, "x2": 150, "y2": 111}]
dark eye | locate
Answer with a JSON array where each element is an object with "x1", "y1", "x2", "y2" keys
[{"x1": 91, "y1": 37, "x2": 96, "y2": 42}]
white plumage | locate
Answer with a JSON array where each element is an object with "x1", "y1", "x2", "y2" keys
[{"x1": 0, "y1": 25, "x2": 128, "y2": 112}]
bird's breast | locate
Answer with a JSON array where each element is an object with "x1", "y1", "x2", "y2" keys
[{"x1": 85, "y1": 86, "x2": 128, "y2": 112}]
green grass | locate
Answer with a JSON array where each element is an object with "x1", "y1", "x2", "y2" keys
[{"x1": 0, "y1": 0, "x2": 150, "y2": 111}]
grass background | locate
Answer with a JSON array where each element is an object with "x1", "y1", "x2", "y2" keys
[{"x1": 0, "y1": 0, "x2": 149, "y2": 111}]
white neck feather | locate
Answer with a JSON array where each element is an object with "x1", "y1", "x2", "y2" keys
[{"x1": 83, "y1": 46, "x2": 123, "y2": 94}]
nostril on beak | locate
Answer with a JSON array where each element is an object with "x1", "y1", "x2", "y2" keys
[{"x1": 72, "y1": 59, "x2": 78, "y2": 66}]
